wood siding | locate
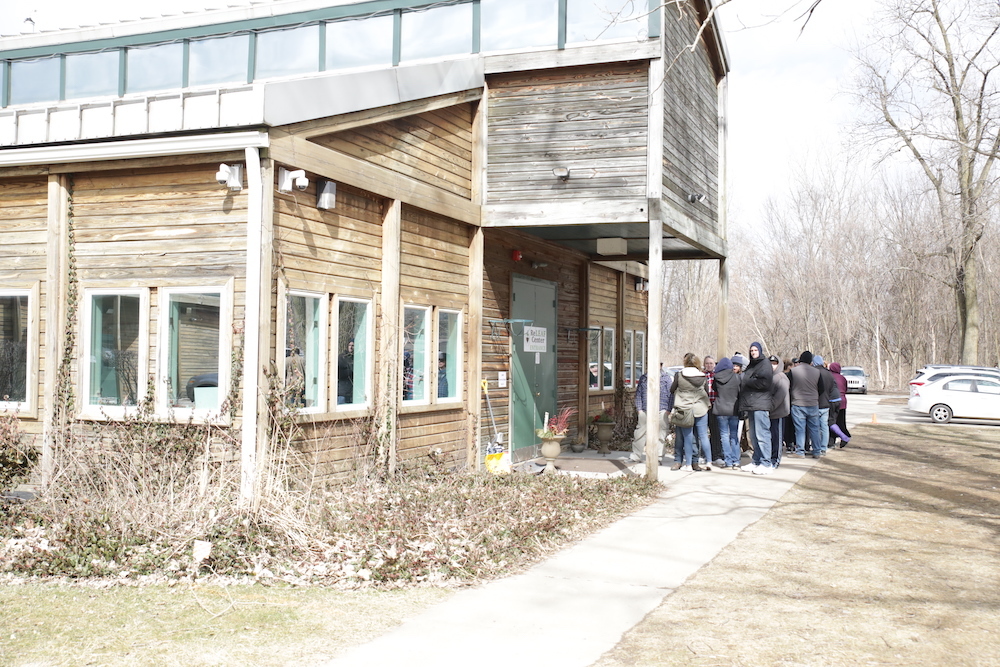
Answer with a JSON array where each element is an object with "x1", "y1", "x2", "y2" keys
[
  {"x1": 480, "y1": 229, "x2": 587, "y2": 451},
  {"x1": 661, "y1": 8, "x2": 720, "y2": 236},
  {"x1": 486, "y1": 63, "x2": 649, "y2": 203},
  {"x1": 311, "y1": 104, "x2": 475, "y2": 200},
  {"x1": 0, "y1": 177, "x2": 48, "y2": 434}
]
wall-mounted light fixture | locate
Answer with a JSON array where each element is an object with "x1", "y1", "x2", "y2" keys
[
  {"x1": 686, "y1": 193, "x2": 706, "y2": 203},
  {"x1": 552, "y1": 167, "x2": 570, "y2": 181},
  {"x1": 278, "y1": 167, "x2": 309, "y2": 193},
  {"x1": 215, "y1": 163, "x2": 243, "y2": 192},
  {"x1": 635, "y1": 278, "x2": 649, "y2": 292},
  {"x1": 596, "y1": 237, "x2": 628, "y2": 256},
  {"x1": 531, "y1": 261, "x2": 548, "y2": 269},
  {"x1": 316, "y1": 180, "x2": 337, "y2": 210}
]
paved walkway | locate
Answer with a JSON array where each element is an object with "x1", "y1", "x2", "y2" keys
[{"x1": 326, "y1": 453, "x2": 820, "y2": 667}]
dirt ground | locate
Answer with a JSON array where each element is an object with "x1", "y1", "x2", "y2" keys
[{"x1": 594, "y1": 423, "x2": 1000, "y2": 667}]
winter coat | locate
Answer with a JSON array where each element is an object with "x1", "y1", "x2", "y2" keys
[
  {"x1": 738, "y1": 355, "x2": 773, "y2": 413},
  {"x1": 712, "y1": 359, "x2": 741, "y2": 417},
  {"x1": 829, "y1": 363, "x2": 848, "y2": 409},
  {"x1": 789, "y1": 363, "x2": 824, "y2": 407},
  {"x1": 670, "y1": 367, "x2": 710, "y2": 419},
  {"x1": 770, "y1": 366, "x2": 790, "y2": 419},
  {"x1": 817, "y1": 365, "x2": 841, "y2": 409}
]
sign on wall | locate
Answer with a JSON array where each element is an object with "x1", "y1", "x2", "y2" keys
[{"x1": 523, "y1": 326, "x2": 548, "y2": 353}]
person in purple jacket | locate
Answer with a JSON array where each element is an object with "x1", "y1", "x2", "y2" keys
[{"x1": 828, "y1": 362, "x2": 852, "y2": 447}]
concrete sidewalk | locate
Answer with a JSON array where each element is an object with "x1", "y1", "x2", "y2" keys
[{"x1": 326, "y1": 454, "x2": 819, "y2": 667}]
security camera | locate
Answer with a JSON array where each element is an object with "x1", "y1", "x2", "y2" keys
[
  {"x1": 278, "y1": 168, "x2": 308, "y2": 193},
  {"x1": 216, "y1": 164, "x2": 230, "y2": 185},
  {"x1": 294, "y1": 175, "x2": 309, "y2": 191}
]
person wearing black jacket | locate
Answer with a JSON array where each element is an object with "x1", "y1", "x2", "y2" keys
[
  {"x1": 739, "y1": 341, "x2": 774, "y2": 475},
  {"x1": 712, "y1": 357, "x2": 742, "y2": 469}
]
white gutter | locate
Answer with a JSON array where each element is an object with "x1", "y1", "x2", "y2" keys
[{"x1": 0, "y1": 130, "x2": 269, "y2": 167}]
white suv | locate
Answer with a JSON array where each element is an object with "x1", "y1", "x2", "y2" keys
[
  {"x1": 909, "y1": 365, "x2": 1000, "y2": 397},
  {"x1": 841, "y1": 366, "x2": 868, "y2": 394}
]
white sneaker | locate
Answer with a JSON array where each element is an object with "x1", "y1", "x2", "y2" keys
[
  {"x1": 741, "y1": 463, "x2": 759, "y2": 473},
  {"x1": 628, "y1": 453, "x2": 642, "y2": 463},
  {"x1": 680, "y1": 464, "x2": 693, "y2": 472},
  {"x1": 753, "y1": 465, "x2": 774, "y2": 475}
]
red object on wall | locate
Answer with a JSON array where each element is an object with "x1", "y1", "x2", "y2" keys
[{"x1": 511, "y1": 250, "x2": 522, "y2": 262}]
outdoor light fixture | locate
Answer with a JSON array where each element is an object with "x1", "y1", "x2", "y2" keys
[
  {"x1": 531, "y1": 261, "x2": 548, "y2": 269},
  {"x1": 686, "y1": 193, "x2": 706, "y2": 203},
  {"x1": 596, "y1": 237, "x2": 628, "y2": 256},
  {"x1": 316, "y1": 180, "x2": 337, "y2": 210},
  {"x1": 278, "y1": 168, "x2": 309, "y2": 193},
  {"x1": 552, "y1": 167, "x2": 570, "y2": 181},
  {"x1": 215, "y1": 163, "x2": 243, "y2": 192}
]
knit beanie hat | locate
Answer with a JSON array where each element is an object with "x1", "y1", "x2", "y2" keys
[
  {"x1": 798, "y1": 350, "x2": 814, "y2": 365},
  {"x1": 732, "y1": 353, "x2": 748, "y2": 367},
  {"x1": 812, "y1": 354, "x2": 824, "y2": 367}
]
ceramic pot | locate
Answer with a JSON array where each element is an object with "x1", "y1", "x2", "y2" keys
[
  {"x1": 595, "y1": 422, "x2": 614, "y2": 455},
  {"x1": 539, "y1": 435, "x2": 565, "y2": 473}
]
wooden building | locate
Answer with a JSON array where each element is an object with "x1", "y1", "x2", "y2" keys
[{"x1": 0, "y1": 0, "x2": 729, "y2": 496}]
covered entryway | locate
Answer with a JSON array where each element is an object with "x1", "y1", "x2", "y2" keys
[{"x1": 510, "y1": 274, "x2": 557, "y2": 462}]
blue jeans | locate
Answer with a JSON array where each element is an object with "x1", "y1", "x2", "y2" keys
[
  {"x1": 791, "y1": 405, "x2": 823, "y2": 455},
  {"x1": 676, "y1": 414, "x2": 711, "y2": 466},
  {"x1": 747, "y1": 411, "x2": 772, "y2": 468},
  {"x1": 717, "y1": 415, "x2": 741, "y2": 467},
  {"x1": 818, "y1": 408, "x2": 830, "y2": 454},
  {"x1": 769, "y1": 417, "x2": 784, "y2": 467}
]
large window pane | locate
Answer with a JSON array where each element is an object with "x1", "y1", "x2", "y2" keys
[
  {"x1": 0, "y1": 293, "x2": 29, "y2": 403},
  {"x1": 567, "y1": 0, "x2": 648, "y2": 44},
  {"x1": 10, "y1": 58, "x2": 60, "y2": 105},
  {"x1": 88, "y1": 294, "x2": 141, "y2": 407},
  {"x1": 255, "y1": 25, "x2": 320, "y2": 80},
  {"x1": 481, "y1": 0, "x2": 557, "y2": 52},
  {"x1": 588, "y1": 330, "x2": 600, "y2": 389},
  {"x1": 635, "y1": 331, "x2": 645, "y2": 380},
  {"x1": 286, "y1": 294, "x2": 323, "y2": 409},
  {"x1": 623, "y1": 330, "x2": 633, "y2": 387},
  {"x1": 326, "y1": 15, "x2": 393, "y2": 71},
  {"x1": 437, "y1": 310, "x2": 460, "y2": 400},
  {"x1": 401, "y1": 3, "x2": 473, "y2": 62},
  {"x1": 337, "y1": 299, "x2": 370, "y2": 407},
  {"x1": 603, "y1": 327, "x2": 615, "y2": 390},
  {"x1": 190, "y1": 34, "x2": 249, "y2": 87},
  {"x1": 127, "y1": 43, "x2": 183, "y2": 93},
  {"x1": 403, "y1": 306, "x2": 431, "y2": 402},
  {"x1": 166, "y1": 292, "x2": 221, "y2": 410},
  {"x1": 66, "y1": 51, "x2": 119, "y2": 100}
]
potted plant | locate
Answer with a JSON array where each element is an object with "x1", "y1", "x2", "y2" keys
[
  {"x1": 536, "y1": 407, "x2": 577, "y2": 473},
  {"x1": 592, "y1": 406, "x2": 615, "y2": 455}
]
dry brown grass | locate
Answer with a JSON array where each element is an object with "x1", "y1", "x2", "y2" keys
[{"x1": 594, "y1": 423, "x2": 1000, "y2": 667}]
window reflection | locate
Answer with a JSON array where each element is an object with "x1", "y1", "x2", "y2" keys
[
  {"x1": 166, "y1": 292, "x2": 221, "y2": 410},
  {"x1": 0, "y1": 293, "x2": 29, "y2": 404},
  {"x1": 437, "y1": 310, "x2": 460, "y2": 400},
  {"x1": 286, "y1": 294, "x2": 322, "y2": 409},
  {"x1": 326, "y1": 15, "x2": 394, "y2": 70},
  {"x1": 337, "y1": 299, "x2": 370, "y2": 406},
  {"x1": 10, "y1": 58, "x2": 60, "y2": 105},
  {"x1": 482, "y1": 0, "x2": 557, "y2": 51},
  {"x1": 256, "y1": 25, "x2": 320, "y2": 79},
  {"x1": 403, "y1": 306, "x2": 430, "y2": 402},
  {"x1": 401, "y1": 3, "x2": 473, "y2": 62},
  {"x1": 66, "y1": 51, "x2": 119, "y2": 100},
  {"x1": 88, "y1": 294, "x2": 141, "y2": 407},
  {"x1": 190, "y1": 34, "x2": 249, "y2": 87},
  {"x1": 567, "y1": 0, "x2": 648, "y2": 44},
  {"x1": 127, "y1": 43, "x2": 183, "y2": 93}
]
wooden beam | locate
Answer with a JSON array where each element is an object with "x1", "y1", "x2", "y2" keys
[
  {"x1": 483, "y1": 200, "x2": 648, "y2": 227},
  {"x1": 718, "y1": 257, "x2": 729, "y2": 364},
  {"x1": 644, "y1": 56, "x2": 664, "y2": 481},
  {"x1": 272, "y1": 89, "x2": 484, "y2": 140},
  {"x1": 577, "y1": 262, "x2": 590, "y2": 437},
  {"x1": 41, "y1": 174, "x2": 69, "y2": 488},
  {"x1": 484, "y1": 40, "x2": 660, "y2": 75},
  {"x1": 467, "y1": 227, "x2": 484, "y2": 470},
  {"x1": 378, "y1": 199, "x2": 403, "y2": 475},
  {"x1": 269, "y1": 134, "x2": 480, "y2": 226}
]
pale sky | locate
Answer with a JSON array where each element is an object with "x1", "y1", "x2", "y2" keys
[{"x1": 0, "y1": 0, "x2": 876, "y2": 230}]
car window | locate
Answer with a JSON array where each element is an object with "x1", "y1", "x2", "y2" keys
[
  {"x1": 843, "y1": 369, "x2": 863, "y2": 376},
  {"x1": 975, "y1": 379, "x2": 1000, "y2": 395},
  {"x1": 943, "y1": 379, "x2": 975, "y2": 392}
]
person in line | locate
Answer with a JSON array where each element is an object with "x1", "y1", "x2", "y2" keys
[
  {"x1": 788, "y1": 350, "x2": 825, "y2": 458},
  {"x1": 782, "y1": 359, "x2": 796, "y2": 451},
  {"x1": 703, "y1": 355, "x2": 725, "y2": 467},
  {"x1": 739, "y1": 342, "x2": 774, "y2": 474},
  {"x1": 630, "y1": 364, "x2": 672, "y2": 465},
  {"x1": 711, "y1": 357, "x2": 742, "y2": 469},
  {"x1": 813, "y1": 355, "x2": 840, "y2": 456},
  {"x1": 437, "y1": 353, "x2": 449, "y2": 398},
  {"x1": 828, "y1": 362, "x2": 852, "y2": 447},
  {"x1": 731, "y1": 353, "x2": 748, "y2": 452},
  {"x1": 768, "y1": 355, "x2": 790, "y2": 469},
  {"x1": 670, "y1": 353, "x2": 712, "y2": 472}
]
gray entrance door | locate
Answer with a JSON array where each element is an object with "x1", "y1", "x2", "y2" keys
[{"x1": 510, "y1": 274, "x2": 558, "y2": 460}]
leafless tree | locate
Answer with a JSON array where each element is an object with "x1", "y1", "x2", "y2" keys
[{"x1": 853, "y1": 0, "x2": 1000, "y2": 364}]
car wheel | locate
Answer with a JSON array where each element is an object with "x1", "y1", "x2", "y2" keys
[{"x1": 930, "y1": 404, "x2": 952, "y2": 424}]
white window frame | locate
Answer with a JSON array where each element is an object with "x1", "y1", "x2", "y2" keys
[
  {"x1": 0, "y1": 286, "x2": 38, "y2": 416},
  {"x1": 402, "y1": 305, "x2": 433, "y2": 406},
  {"x1": 333, "y1": 295, "x2": 374, "y2": 412},
  {"x1": 635, "y1": 330, "x2": 646, "y2": 382},
  {"x1": 279, "y1": 289, "x2": 328, "y2": 415},
  {"x1": 435, "y1": 308, "x2": 463, "y2": 404},
  {"x1": 602, "y1": 326, "x2": 616, "y2": 391},
  {"x1": 79, "y1": 288, "x2": 150, "y2": 420},
  {"x1": 623, "y1": 329, "x2": 634, "y2": 387},
  {"x1": 157, "y1": 285, "x2": 232, "y2": 422}
]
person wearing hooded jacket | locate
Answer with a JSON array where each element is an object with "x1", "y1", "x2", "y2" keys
[
  {"x1": 828, "y1": 362, "x2": 852, "y2": 447},
  {"x1": 768, "y1": 355, "x2": 790, "y2": 469},
  {"x1": 812, "y1": 355, "x2": 840, "y2": 456},
  {"x1": 670, "y1": 352, "x2": 712, "y2": 471},
  {"x1": 739, "y1": 341, "x2": 774, "y2": 474},
  {"x1": 711, "y1": 357, "x2": 742, "y2": 469}
]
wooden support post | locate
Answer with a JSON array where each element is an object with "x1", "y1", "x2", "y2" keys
[
  {"x1": 645, "y1": 55, "x2": 665, "y2": 481},
  {"x1": 717, "y1": 75, "x2": 730, "y2": 360},
  {"x1": 378, "y1": 199, "x2": 403, "y2": 475},
  {"x1": 239, "y1": 147, "x2": 273, "y2": 509},
  {"x1": 577, "y1": 262, "x2": 591, "y2": 436},
  {"x1": 718, "y1": 258, "x2": 729, "y2": 362},
  {"x1": 41, "y1": 175, "x2": 70, "y2": 488},
  {"x1": 467, "y1": 227, "x2": 484, "y2": 469}
]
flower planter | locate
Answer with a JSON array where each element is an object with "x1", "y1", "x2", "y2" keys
[
  {"x1": 595, "y1": 422, "x2": 614, "y2": 455},
  {"x1": 539, "y1": 435, "x2": 565, "y2": 473}
]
